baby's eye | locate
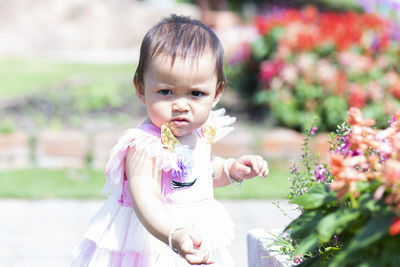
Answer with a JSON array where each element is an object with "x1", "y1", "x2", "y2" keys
[
  {"x1": 158, "y1": 89, "x2": 172, "y2": 96},
  {"x1": 191, "y1": 91, "x2": 204, "y2": 97}
]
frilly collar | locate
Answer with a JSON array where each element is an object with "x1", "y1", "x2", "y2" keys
[{"x1": 102, "y1": 109, "x2": 235, "y2": 195}]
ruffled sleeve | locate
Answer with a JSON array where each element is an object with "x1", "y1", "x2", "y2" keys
[
  {"x1": 102, "y1": 128, "x2": 178, "y2": 196},
  {"x1": 210, "y1": 108, "x2": 236, "y2": 143}
]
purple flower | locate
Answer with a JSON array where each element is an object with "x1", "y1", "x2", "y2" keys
[
  {"x1": 333, "y1": 235, "x2": 339, "y2": 246},
  {"x1": 357, "y1": 0, "x2": 376, "y2": 13},
  {"x1": 314, "y1": 164, "x2": 327, "y2": 182},
  {"x1": 229, "y1": 43, "x2": 251, "y2": 66},
  {"x1": 171, "y1": 145, "x2": 194, "y2": 182},
  {"x1": 348, "y1": 149, "x2": 362, "y2": 157},
  {"x1": 290, "y1": 166, "x2": 297, "y2": 174},
  {"x1": 337, "y1": 139, "x2": 350, "y2": 155},
  {"x1": 388, "y1": 115, "x2": 395, "y2": 126},
  {"x1": 370, "y1": 35, "x2": 380, "y2": 51},
  {"x1": 310, "y1": 126, "x2": 318, "y2": 136},
  {"x1": 293, "y1": 255, "x2": 303, "y2": 264}
]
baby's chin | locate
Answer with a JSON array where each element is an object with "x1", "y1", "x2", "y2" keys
[{"x1": 169, "y1": 127, "x2": 193, "y2": 138}]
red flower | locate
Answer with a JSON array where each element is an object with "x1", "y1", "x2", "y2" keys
[
  {"x1": 389, "y1": 217, "x2": 400, "y2": 236},
  {"x1": 302, "y1": 6, "x2": 318, "y2": 23},
  {"x1": 255, "y1": 16, "x2": 271, "y2": 35},
  {"x1": 334, "y1": 71, "x2": 347, "y2": 95},
  {"x1": 392, "y1": 85, "x2": 400, "y2": 101},
  {"x1": 348, "y1": 84, "x2": 367, "y2": 109}
]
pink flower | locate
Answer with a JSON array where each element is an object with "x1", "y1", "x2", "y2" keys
[
  {"x1": 280, "y1": 64, "x2": 298, "y2": 85},
  {"x1": 315, "y1": 164, "x2": 327, "y2": 182},
  {"x1": 310, "y1": 126, "x2": 318, "y2": 135},
  {"x1": 293, "y1": 254, "x2": 303, "y2": 264},
  {"x1": 259, "y1": 60, "x2": 283, "y2": 83}
]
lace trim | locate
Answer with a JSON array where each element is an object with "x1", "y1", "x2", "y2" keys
[{"x1": 102, "y1": 109, "x2": 235, "y2": 195}]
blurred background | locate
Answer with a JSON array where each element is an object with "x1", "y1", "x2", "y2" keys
[{"x1": 1, "y1": 0, "x2": 399, "y2": 266}]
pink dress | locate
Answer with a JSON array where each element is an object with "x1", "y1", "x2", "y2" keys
[{"x1": 72, "y1": 109, "x2": 236, "y2": 266}]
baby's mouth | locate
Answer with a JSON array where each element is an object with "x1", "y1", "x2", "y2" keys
[{"x1": 170, "y1": 118, "x2": 189, "y2": 127}]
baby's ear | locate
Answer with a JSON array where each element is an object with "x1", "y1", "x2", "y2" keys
[
  {"x1": 134, "y1": 76, "x2": 145, "y2": 104},
  {"x1": 212, "y1": 82, "x2": 225, "y2": 108}
]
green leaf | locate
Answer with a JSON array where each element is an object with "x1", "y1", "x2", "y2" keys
[
  {"x1": 287, "y1": 210, "x2": 323, "y2": 240},
  {"x1": 291, "y1": 184, "x2": 337, "y2": 209},
  {"x1": 253, "y1": 90, "x2": 271, "y2": 105},
  {"x1": 321, "y1": 96, "x2": 347, "y2": 131},
  {"x1": 317, "y1": 209, "x2": 360, "y2": 243},
  {"x1": 269, "y1": 26, "x2": 285, "y2": 41},
  {"x1": 294, "y1": 233, "x2": 319, "y2": 257},
  {"x1": 329, "y1": 213, "x2": 395, "y2": 267},
  {"x1": 251, "y1": 37, "x2": 270, "y2": 60}
]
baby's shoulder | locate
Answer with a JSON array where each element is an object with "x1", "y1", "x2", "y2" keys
[
  {"x1": 103, "y1": 126, "x2": 175, "y2": 194},
  {"x1": 204, "y1": 109, "x2": 236, "y2": 144}
]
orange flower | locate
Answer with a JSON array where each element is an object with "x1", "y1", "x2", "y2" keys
[
  {"x1": 329, "y1": 152, "x2": 367, "y2": 200},
  {"x1": 347, "y1": 108, "x2": 375, "y2": 127},
  {"x1": 384, "y1": 160, "x2": 400, "y2": 184},
  {"x1": 329, "y1": 153, "x2": 344, "y2": 176},
  {"x1": 389, "y1": 218, "x2": 400, "y2": 236}
]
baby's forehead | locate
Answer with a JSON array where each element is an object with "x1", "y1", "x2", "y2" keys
[
  {"x1": 144, "y1": 51, "x2": 218, "y2": 83},
  {"x1": 148, "y1": 51, "x2": 216, "y2": 71},
  {"x1": 151, "y1": 49, "x2": 215, "y2": 65}
]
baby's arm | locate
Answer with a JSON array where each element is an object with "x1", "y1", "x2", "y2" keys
[
  {"x1": 211, "y1": 155, "x2": 269, "y2": 188},
  {"x1": 126, "y1": 147, "x2": 213, "y2": 265}
]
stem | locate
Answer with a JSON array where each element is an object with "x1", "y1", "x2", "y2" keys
[{"x1": 349, "y1": 193, "x2": 358, "y2": 209}]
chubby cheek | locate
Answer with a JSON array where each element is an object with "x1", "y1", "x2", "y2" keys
[
  {"x1": 146, "y1": 103, "x2": 169, "y2": 128},
  {"x1": 193, "y1": 104, "x2": 212, "y2": 127}
]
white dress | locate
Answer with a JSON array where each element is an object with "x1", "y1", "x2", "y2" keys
[{"x1": 72, "y1": 109, "x2": 236, "y2": 266}]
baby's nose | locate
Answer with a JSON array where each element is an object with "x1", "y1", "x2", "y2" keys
[{"x1": 172, "y1": 98, "x2": 189, "y2": 112}]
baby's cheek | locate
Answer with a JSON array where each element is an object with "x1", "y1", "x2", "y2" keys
[{"x1": 148, "y1": 105, "x2": 169, "y2": 126}]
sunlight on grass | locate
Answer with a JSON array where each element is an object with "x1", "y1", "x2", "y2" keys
[
  {"x1": 0, "y1": 168, "x2": 106, "y2": 199},
  {"x1": 0, "y1": 58, "x2": 135, "y2": 99},
  {"x1": 214, "y1": 162, "x2": 290, "y2": 199},
  {"x1": 0, "y1": 164, "x2": 290, "y2": 199}
]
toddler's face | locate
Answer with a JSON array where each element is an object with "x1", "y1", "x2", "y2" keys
[{"x1": 136, "y1": 51, "x2": 222, "y2": 137}]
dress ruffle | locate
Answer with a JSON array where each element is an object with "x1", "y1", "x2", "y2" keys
[
  {"x1": 76, "y1": 191, "x2": 234, "y2": 253},
  {"x1": 102, "y1": 109, "x2": 235, "y2": 195},
  {"x1": 72, "y1": 191, "x2": 235, "y2": 267},
  {"x1": 211, "y1": 109, "x2": 236, "y2": 143},
  {"x1": 102, "y1": 129, "x2": 178, "y2": 195},
  {"x1": 72, "y1": 239, "x2": 234, "y2": 267}
]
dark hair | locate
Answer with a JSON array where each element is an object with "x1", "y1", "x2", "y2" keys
[{"x1": 134, "y1": 14, "x2": 226, "y2": 92}]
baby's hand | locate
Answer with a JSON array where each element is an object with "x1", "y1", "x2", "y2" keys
[
  {"x1": 172, "y1": 229, "x2": 214, "y2": 265},
  {"x1": 230, "y1": 155, "x2": 269, "y2": 180}
]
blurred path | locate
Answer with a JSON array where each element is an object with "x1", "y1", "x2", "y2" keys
[{"x1": 0, "y1": 199, "x2": 299, "y2": 267}]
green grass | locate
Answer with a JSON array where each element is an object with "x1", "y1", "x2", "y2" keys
[
  {"x1": 0, "y1": 58, "x2": 135, "y2": 100},
  {"x1": 0, "y1": 168, "x2": 106, "y2": 199},
  {"x1": 0, "y1": 164, "x2": 290, "y2": 199},
  {"x1": 214, "y1": 162, "x2": 291, "y2": 199}
]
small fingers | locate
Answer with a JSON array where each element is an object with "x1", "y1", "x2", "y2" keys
[
  {"x1": 247, "y1": 156, "x2": 260, "y2": 173},
  {"x1": 180, "y1": 238, "x2": 194, "y2": 254},
  {"x1": 235, "y1": 161, "x2": 252, "y2": 175},
  {"x1": 260, "y1": 160, "x2": 269, "y2": 177},
  {"x1": 248, "y1": 156, "x2": 268, "y2": 177},
  {"x1": 237, "y1": 155, "x2": 268, "y2": 179},
  {"x1": 185, "y1": 249, "x2": 214, "y2": 265},
  {"x1": 189, "y1": 233, "x2": 202, "y2": 250},
  {"x1": 249, "y1": 155, "x2": 264, "y2": 174}
]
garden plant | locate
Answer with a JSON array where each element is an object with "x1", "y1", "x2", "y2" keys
[
  {"x1": 229, "y1": 6, "x2": 400, "y2": 131},
  {"x1": 276, "y1": 108, "x2": 400, "y2": 266}
]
